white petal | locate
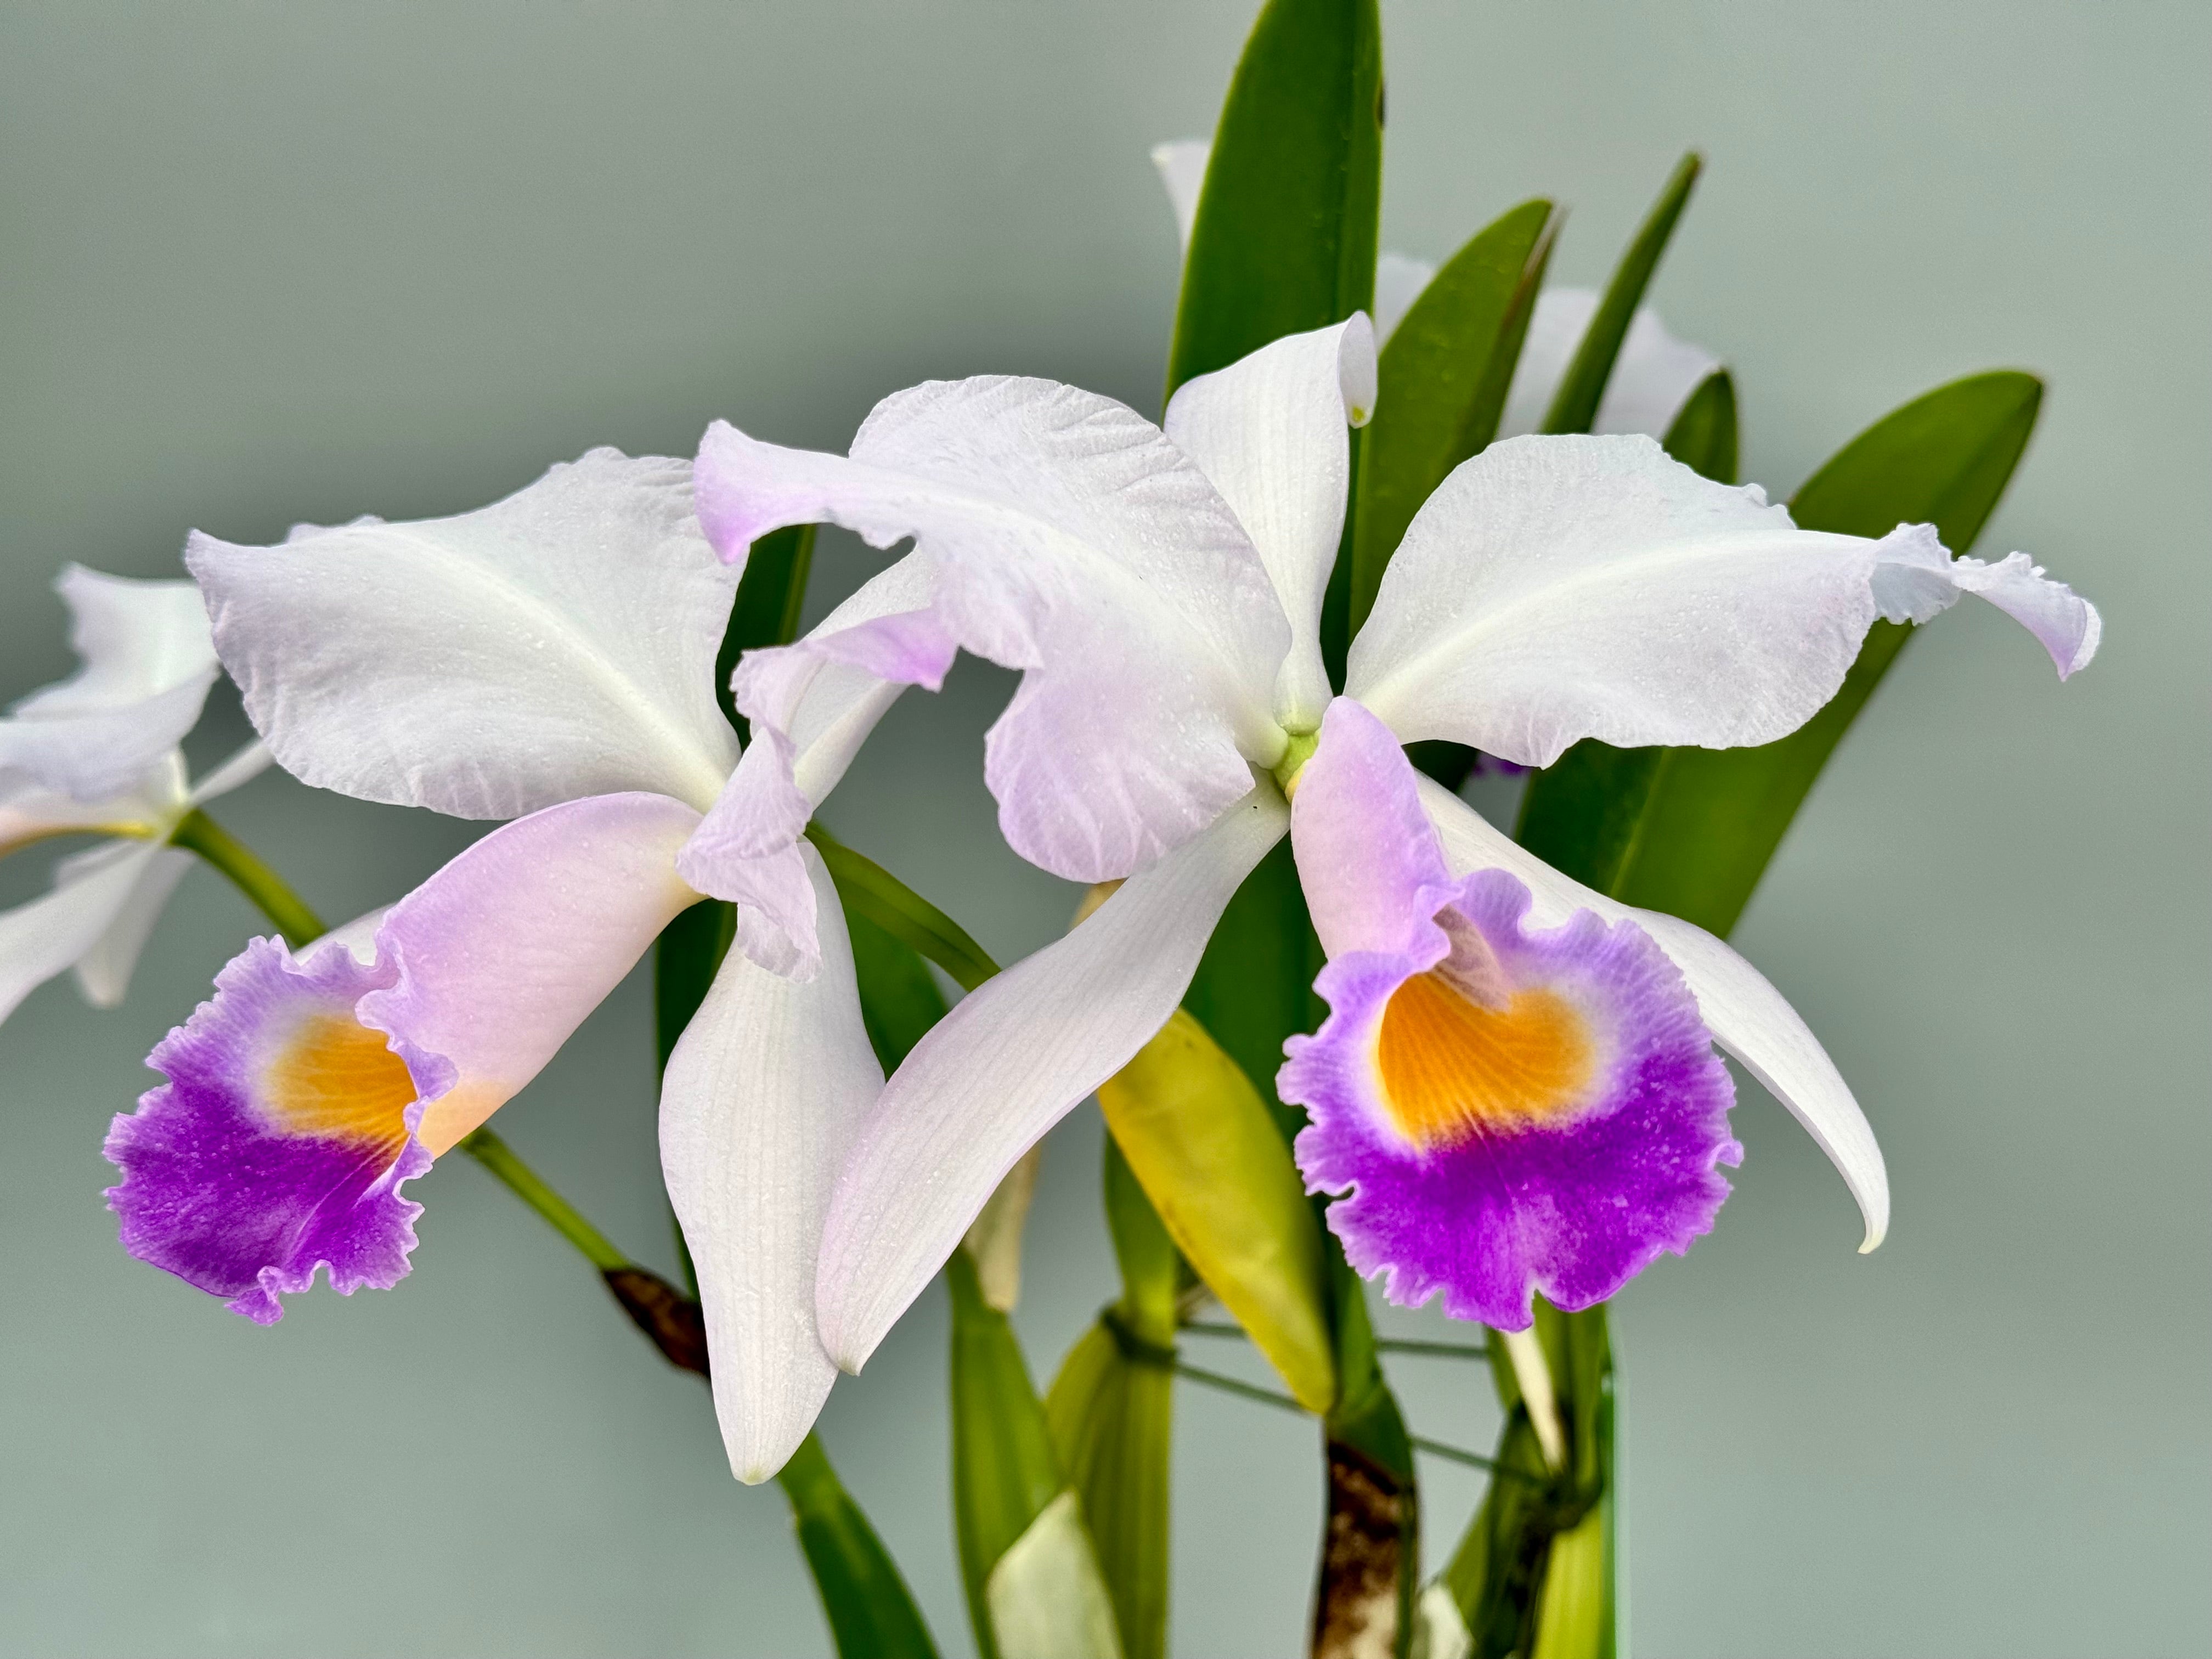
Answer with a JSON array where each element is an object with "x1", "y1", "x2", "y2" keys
[
  {"x1": 696, "y1": 387, "x2": 1288, "y2": 882},
  {"x1": 187, "y1": 739, "x2": 276, "y2": 806},
  {"x1": 1413, "y1": 772, "x2": 1887, "y2": 1250},
  {"x1": 0, "y1": 775, "x2": 168, "y2": 856},
  {"x1": 1353, "y1": 435, "x2": 1912, "y2": 766},
  {"x1": 1870, "y1": 532, "x2": 2102, "y2": 680},
  {"x1": 1, "y1": 566, "x2": 218, "y2": 802},
  {"x1": 190, "y1": 449, "x2": 740, "y2": 820},
  {"x1": 0, "y1": 839, "x2": 161, "y2": 1024},
  {"x1": 1150, "y1": 138, "x2": 1209, "y2": 256},
  {"x1": 65, "y1": 840, "x2": 195, "y2": 1007},
  {"x1": 815, "y1": 786, "x2": 1288, "y2": 1372},
  {"x1": 682, "y1": 552, "x2": 957, "y2": 977},
  {"x1": 358, "y1": 792, "x2": 704, "y2": 1154},
  {"x1": 1499, "y1": 289, "x2": 1719, "y2": 441},
  {"x1": 1165, "y1": 316, "x2": 1376, "y2": 730},
  {"x1": 985, "y1": 1489, "x2": 1125, "y2": 1659},
  {"x1": 1374, "y1": 252, "x2": 1438, "y2": 347},
  {"x1": 661, "y1": 847, "x2": 880, "y2": 1483}
]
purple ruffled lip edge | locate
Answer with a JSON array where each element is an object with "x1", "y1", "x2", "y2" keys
[
  {"x1": 1282, "y1": 867, "x2": 1741, "y2": 1330},
  {"x1": 103, "y1": 933, "x2": 439, "y2": 1325}
]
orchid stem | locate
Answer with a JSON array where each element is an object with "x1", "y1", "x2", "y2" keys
[
  {"x1": 170, "y1": 808, "x2": 324, "y2": 949},
  {"x1": 458, "y1": 1127, "x2": 630, "y2": 1273},
  {"x1": 1173, "y1": 1359, "x2": 1506, "y2": 1475},
  {"x1": 1183, "y1": 1319, "x2": 1488, "y2": 1361}
]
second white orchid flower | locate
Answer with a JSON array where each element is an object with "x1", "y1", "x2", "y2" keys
[{"x1": 695, "y1": 312, "x2": 2096, "y2": 1370}]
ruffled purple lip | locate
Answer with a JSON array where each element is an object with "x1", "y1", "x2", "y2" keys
[
  {"x1": 1282, "y1": 868, "x2": 1740, "y2": 1330},
  {"x1": 104, "y1": 935, "x2": 432, "y2": 1324}
]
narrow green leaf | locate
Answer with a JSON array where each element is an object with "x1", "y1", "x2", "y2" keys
[
  {"x1": 716, "y1": 523, "x2": 817, "y2": 733},
  {"x1": 1046, "y1": 1323, "x2": 1172, "y2": 1659},
  {"x1": 1658, "y1": 366, "x2": 1737, "y2": 484},
  {"x1": 949, "y1": 1248, "x2": 1066, "y2": 1659},
  {"x1": 1104, "y1": 1138, "x2": 1180, "y2": 1346},
  {"x1": 653, "y1": 898, "x2": 733, "y2": 1074},
  {"x1": 1181, "y1": 836, "x2": 1323, "y2": 1146},
  {"x1": 1166, "y1": 0, "x2": 1383, "y2": 399},
  {"x1": 1516, "y1": 371, "x2": 2043, "y2": 931},
  {"x1": 1541, "y1": 153, "x2": 1701, "y2": 437},
  {"x1": 806, "y1": 824, "x2": 1000, "y2": 991},
  {"x1": 1444, "y1": 1414, "x2": 1556, "y2": 1659},
  {"x1": 1435, "y1": 1301, "x2": 1615, "y2": 1659},
  {"x1": 656, "y1": 522, "x2": 816, "y2": 1066},
  {"x1": 1041, "y1": 1143, "x2": 1180, "y2": 1659},
  {"x1": 1350, "y1": 199, "x2": 1559, "y2": 631},
  {"x1": 778, "y1": 1433, "x2": 941, "y2": 1659},
  {"x1": 1098, "y1": 1009, "x2": 1335, "y2": 1412},
  {"x1": 847, "y1": 907, "x2": 950, "y2": 1072}
]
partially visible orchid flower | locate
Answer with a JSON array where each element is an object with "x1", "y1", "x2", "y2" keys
[
  {"x1": 0, "y1": 565, "x2": 269, "y2": 1024},
  {"x1": 694, "y1": 313, "x2": 2097, "y2": 1365},
  {"x1": 1152, "y1": 138, "x2": 1719, "y2": 438},
  {"x1": 101, "y1": 450, "x2": 877, "y2": 1481}
]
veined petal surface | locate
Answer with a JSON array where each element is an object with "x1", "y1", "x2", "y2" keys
[
  {"x1": 697, "y1": 386, "x2": 1288, "y2": 881},
  {"x1": 1499, "y1": 288, "x2": 1719, "y2": 440},
  {"x1": 662, "y1": 847, "x2": 880, "y2": 1483},
  {"x1": 1, "y1": 566, "x2": 218, "y2": 803},
  {"x1": 190, "y1": 449, "x2": 740, "y2": 819},
  {"x1": 1283, "y1": 702, "x2": 1737, "y2": 1327},
  {"x1": 1165, "y1": 317, "x2": 1375, "y2": 729},
  {"x1": 63, "y1": 838, "x2": 196, "y2": 1009},
  {"x1": 682, "y1": 551, "x2": 957, "y2": 977},
  {"x1": 816, "y1": 787, "x2": 1289, "y2": 1372},
  {"x1": 1414, "y1": 771, "x2": 1887, "y2": 1250},
  {"x1": 360, "y1": 792, "x2": 704, "y2": 1154},
  {"x1": 1351, "y1": 435, "x2": 2078, "y2": 768},
  {"x1": 0, "y1": 838, "x2": 170, "y2": 1023}
]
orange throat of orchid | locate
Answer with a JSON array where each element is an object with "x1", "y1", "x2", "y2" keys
[
  {"x1": 262, "y1": 1013, "x2": 417, "y2": 1155},
  {"x1": 1373, "y1": 969, "x2": 1598, "y2": 1148}
]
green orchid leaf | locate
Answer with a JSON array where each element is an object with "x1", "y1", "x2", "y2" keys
[
  {"x1": 1442, "y1": 1412, "x2": 1556, "y2": 1659},
  {"x1": 847, "y1": 907, "x2": 950, "y2": 1073},
  {"x1": 1659, "y1": 366, "x2": 1737, "y2": 484},
  {"x1": 1350, "y1": 198, "x2": 1559, "y2": 632},
  {"x1": 1046, "y1": 1322, "x2": 1172, "y2": 1659},
  {"x1": 806, "y1": 824, "x2": 1000, "y2": 991},
  {"x1": 652, "y1": 898, "x2": 734, "y2": 1074},
  {"x1": 1541, "y1": 151, "x2": 1701, "y2": 436},
  {"x1": 1181, "y1": 836, "x2": 1323, "y2": 1145},
  {"x1": 949, "y1": 1248, "x2": 1073, "y2": 1659},
  {"x1": 777, "y1": 1433, "x2": 941, "y2": 1659},
  {"x1": 715, "y1": 522, "x2": 816, "y2": 735},
  {"x1": 1098, "y1": 1009, "x2": 1335, "y2": 1413},
  {"x1": 1044, "y1": 1143, "x2": 1180, "y2": 1659},
  {"x1": 1436, "y1": 1300, "x2": 1616, "y2": 1659},
  {"x1": 1517, "y1": 370, "x2": 2043, "y2": 930},
  {"x1": 1165, "y1": 0, "x2": 1382, "y2": 399},
  {"x1": 656, "y1": 522, "x2": 819, "y2": 1068}
]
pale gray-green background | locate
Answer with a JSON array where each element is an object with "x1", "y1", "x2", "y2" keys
[{"x1": 1, "y1": 3, "x2": 2204, "y2": 1655}]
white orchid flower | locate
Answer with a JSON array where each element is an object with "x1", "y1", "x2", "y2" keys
[
  {"x1": 0, "y1": 565, "x2": 269, "y2": 1023},
  {"x1": 693, "y1": 313, "x2": 2096, "y2": 1367},
  {"x1": 103, "y1": 450, "x2": 886, "y2": 1483},
  {"x1": 1152, "y1": 138, "x2": 1720, "y2": 439}
]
